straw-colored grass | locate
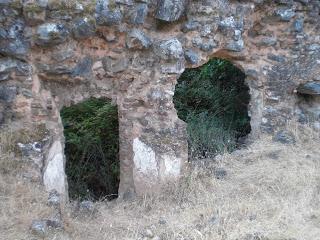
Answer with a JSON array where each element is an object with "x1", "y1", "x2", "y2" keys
[{"x1": 0, "y1": 124, "x2": 319, "y2": 240}]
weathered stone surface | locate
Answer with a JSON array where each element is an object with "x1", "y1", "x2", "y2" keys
[
  {"x1": 116, "y1": 0, "x2": 133, "y2": 5},
  {"x1": 256, "y1": 37, "x2": 277, "y2": 47},
  {"x1": 181, "y1": 20, "x2": 200, "y2": 33},
  {"x1": 126, "y1": 29, "x2": 152, "y2": 50},
  {"x1": 96, "y1": 1, "x2": 123, "y2": 26},
  {"x1": 0, "y1": 21, "x2": 30, "y2": 59},
  {"x1": 0, "y1": 58, "x2": 17, "y2": 81},
  {"x1": 31, "y1": 220, "x2": 47, "y2": 237},
  {"x1": 23, "y1": 1, "x2": 46, "y2": 25},
  {"x1": 43, "y1": 141, "x2": 66, "y2": 195},
  {"x1": 72, "y1": 57, "x2": 93, "y2": 77},
  {"x1": 155, "y1": 0, "x2": 186, "y2": 22},
  {"x1": 0, "y1": 85, "x2": 17, "y2": 102},
  {"x1": 154, "y1": 38, "x2": 184, "y2": 60},
  {"x1": 72, "y1": 17, "x2": 96, "y2": 39},
  {"x1": 102, "y1": 57, "x2": 129, "y2": 74},
  {"x1": 130, "y1": 3, "x2": 148, "y2": 25},
  {"x1": 293, "y1": 18, "x2": 304, "y2": 32},
  {"x1": 0, "y1": 58, "x2": 32, "y2": 80},
  {"x1": 275, "y1": 8, "x2": 295, "y2": 21},
  {"x1": 297, "y1": 82, "x2": 320, "y2": 95},
  {"x1": 47, "y1": 189, "x2": 61, "y2": 207},
  {"x1": 35, "y1": 23, "x2": 69, "y2": 46},
  {"x1": 184, "y1": 49, "x2": 199, "y2": 65},
  {"x1": 225, "y1": 39, "x2": 244, "y2": 52}
]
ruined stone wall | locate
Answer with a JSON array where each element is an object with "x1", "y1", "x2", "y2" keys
[{"x1": 1, "y1": 0, "x2": 319, "y2": 198}]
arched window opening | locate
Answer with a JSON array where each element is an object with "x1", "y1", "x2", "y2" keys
[{"x1": 174, "y1": 58, "x2": 251, "y2": 160}]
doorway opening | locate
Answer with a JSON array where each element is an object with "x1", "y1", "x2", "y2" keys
[
  {"x1": 173, "y1": 58, "x2": 251, "y2": 160},
  {"x1": 60, "y1": 98, "x2": 119, "y2": 201}
]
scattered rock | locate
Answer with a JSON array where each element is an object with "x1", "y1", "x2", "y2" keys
[
  {"x1": 213, "y1": 168, "x2": 227, "y2": 180},
  {"x1": 31, "y1": 220, "x2": 47, "y2": 237},
  {"x1": 47, "y1": 189, "x2": 61, "y2": 207},
  {"x1": 273, "y1": 130, "x2": 296, "y2": 144},
  {"x1": 79, "y1": 200, "x2": 95, "y2": 215},
  {"x1": 158, "y1": 217, "x2": 167, "y2": 225},
  {"x1": 143, "y1": 228, "x2": 154, "y2": 238},
  {"x1": 46, "y1": 212, "x2": 63, "y2": 229}
]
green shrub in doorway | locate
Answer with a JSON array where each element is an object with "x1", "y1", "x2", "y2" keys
[{"x1": 61, "y1": 98, "x2": 119, "y2": 200}]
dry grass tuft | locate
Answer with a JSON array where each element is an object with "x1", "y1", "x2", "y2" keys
[{"x1": 66, "y1": 130, "x2": 320, "y2": 240}]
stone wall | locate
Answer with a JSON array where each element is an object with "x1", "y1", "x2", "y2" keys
[{"x1": 1, "y1": 0, "x2": 319, "y2": 199}]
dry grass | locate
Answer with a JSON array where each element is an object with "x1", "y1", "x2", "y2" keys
[{"x1": 0, "y1": 124, "x2": 320, "y2": 240}]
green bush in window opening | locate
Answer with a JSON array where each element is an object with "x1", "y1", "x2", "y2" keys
[{"x1": 174, "y1": 58, "x2": 251, "y2": 159}]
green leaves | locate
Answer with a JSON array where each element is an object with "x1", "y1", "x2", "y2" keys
[
  {"x1": 173, "y1": 58, "x2": 251, "y2": 159},
  {"x1": 61, "y1": 98, "x2": 119, "y2": 200}
]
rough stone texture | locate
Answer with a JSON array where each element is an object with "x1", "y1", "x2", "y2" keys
[
  {"x1": 297, "y1": 82, "x2": 320, "y2": 95},
  {"x1": 1, "y1": 0, "x2": 320, "y2": 199},
  {"x1": 155, "y1": 0, "x2": 186, "y2": 22}
]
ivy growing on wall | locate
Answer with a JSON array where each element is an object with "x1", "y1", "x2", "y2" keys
[
  {"x1": 61, "y1": 98, "x2": 119, "y2": 201},
  {"x1": 174, "y1": 58, "x2": 251, "y2": 159}
]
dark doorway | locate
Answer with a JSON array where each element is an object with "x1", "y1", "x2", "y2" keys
[
  {"x1": 173, "y1": 58, "x2": 251, "y2": 160},
  {"x1": 61, "y1": 98, "x2": 119, "y2": 201}
]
